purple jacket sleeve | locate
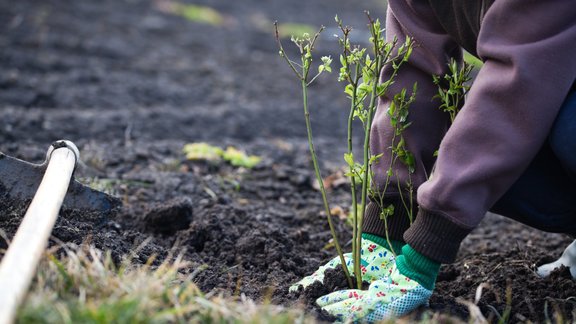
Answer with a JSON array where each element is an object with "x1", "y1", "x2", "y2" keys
[
  {"x1": 371, "y1": 0, "x2": 460, "y2": 195},
  {"x1": 363, "y1": 0, "x2": 462, "y2": 243},
  {"x1": 403, "y1": 0, "x2": 576, "y2": 263}
]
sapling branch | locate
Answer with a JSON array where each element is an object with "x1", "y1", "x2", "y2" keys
[
  {"x1": 337, "y1": 17, "x2": 365, "y2": 289},
  {"x1": 432, "y1": 58, "x2": 472, "y2": 160},
  {"x1": 354, "y1": 13, "x2": 384, "y2": 289},
  {"x1": 278, "y1": 14, "x2": 417, "y2": 291},
  {"x1": 433, "y1": 58, "x2": 473, "y2": 124},
  {"x1": 335, "y1": 13, "x2": 416, "y2": 288},
  {"x1": 275, "y1": 22, "x2": 353, "y2": 288}
]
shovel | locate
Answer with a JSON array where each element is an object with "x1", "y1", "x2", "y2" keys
[{"x1": 0, "y1": 140, "x2": 121, "y2": 324}]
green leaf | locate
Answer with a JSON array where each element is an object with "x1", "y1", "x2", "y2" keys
[
  {"x1": 321, "y1": 56, "x2": 333, "y2": 72},
  {"x1": 222, "y1": 147, "x2": 261, "y2": 168},
  {"x1": 380, "y1": 204, "x2": 395, "y2": 219},
  {"x1": 376, "y1": 84, "x2": 386, "y2": 96},
  {"x1": 183, "y1": 143, "x2": 224, "y2": 161},
  {"x1": 358, "y1": 83, "x2": 372, "y2": 94},
  {"x1": 386, "y1": 168, "x2": 393, "y2": 178},
  {"x1": 183, "y1": 143, "x2": 261, "y2": 168},
  {"x1": 344, "y1": 152, "x2": 355, "y2": 167},
  {"x1": 344, "y1": 84, "x2": 355, "y2": 97},
  {"x1": 369, "y1": 153, "x2": 383, "y2": 164}
]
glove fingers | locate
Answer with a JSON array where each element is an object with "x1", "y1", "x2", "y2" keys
[
  {"x1": 319, "y1": 297, "x2": 368, "y2": 321},
  {"x1": 290, "y1": 238, "x2": 399, "y2": 296},
  {"x1": 316, "y1": 289, "x2": 363, "y2": 307},
  {"x1": 289, "y1": 253, "x2": 353, "y2": 293},
  {"x1": 367, "y1": 285, "x2": 433, "y2": 322}
]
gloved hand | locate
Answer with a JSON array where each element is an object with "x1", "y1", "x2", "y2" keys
[
  {"x1": 289, "y1": 235, "x2": 398, "y2": 293},
  {"x1": 316, "y1": 267, "x2": 432, "y2": 322}
]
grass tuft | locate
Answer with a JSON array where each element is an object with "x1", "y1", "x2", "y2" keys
[{"x1": 16, "y1": 244, "x2": 311, "y2": 323}]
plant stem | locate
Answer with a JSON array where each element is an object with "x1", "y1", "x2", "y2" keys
[
  {"x1": 347, "y1": 65, "x2": 361, "y2": 288},
  {"x1": 301, "y1": 79, "x2": 353, "y2": 289},
  {"x1": 356, "y1": 53, "x2": 382, "y2": 289},
  {"x1": 355, "y1": 13, "x2": 388, "y2": 288},
  {"x1": 275, "y1": 23, "x2": 352, "y2": 287}
]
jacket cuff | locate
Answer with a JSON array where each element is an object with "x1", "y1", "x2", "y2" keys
[
  {"x1": 362, "y1": 200, "x2": 414, "y2": 243},
  {"x1": 403, "y1": 208, "x2": 473, "y2": 264}
]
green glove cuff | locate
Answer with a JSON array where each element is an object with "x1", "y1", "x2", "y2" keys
[
  {"x1": 396, "y1": 244, "x2": 440, "y2": 290},
  {"x1": 361, "y1": 233, "x2": 404, "y2": 256}
]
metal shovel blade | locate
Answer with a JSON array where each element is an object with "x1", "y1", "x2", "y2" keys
[{"x1": 0, "y1": 150, "x2": 121, "y2": 213}]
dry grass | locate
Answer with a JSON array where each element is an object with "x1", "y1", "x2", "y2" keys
[{"x1": 16, "y1": 243, "x2": 313, "y2": 324}]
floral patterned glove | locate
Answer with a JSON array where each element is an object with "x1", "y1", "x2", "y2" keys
[
  {"x1": 316, "y1": 267, "x2": 433, "y2": 322},
  {"x1": 289, "y1": 235, "x2": 398, "y2": 293}
]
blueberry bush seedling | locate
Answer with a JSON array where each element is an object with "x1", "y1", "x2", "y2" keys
[
  {"x1": 275, "y1": 23, "x2": 353, "y2": 288},
  {"x1": 276, "y1": 14, "x2": 416, "y2": 289},
  {"x1": 335, "y1": 13, "x2": 415, "y2": 288}
]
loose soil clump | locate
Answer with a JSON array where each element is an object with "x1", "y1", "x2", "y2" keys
[{"x1": 1, "y1": 0, "x2": 576, "y2": 322}]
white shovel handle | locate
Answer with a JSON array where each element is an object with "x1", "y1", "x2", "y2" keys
[{"x1": 0, "y1": 141, "x2": 78, "y2": 324}]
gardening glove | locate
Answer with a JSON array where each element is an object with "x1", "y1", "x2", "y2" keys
[
  {"x1": 537, "y1": 239, "x2": 576, "y2": 279},
  {"x1": 316, "y1": 267, "x2": 432, "y2": 322},
  {"x1": 289, "y1": 234, "x2": 401, "y2": 293},
  {"x1": 316, "y1": 244, "x2": 439, "y2": 322}
]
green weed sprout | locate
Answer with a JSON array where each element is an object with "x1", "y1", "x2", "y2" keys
[
  {"x1": 183, "y1": 143, "x2": 224, "y2": 162},
  {"x1": 275, "y1": 22, "x2": 353, "y2": 288},
  {"x1": 222, "y1": 147, "x2": 261, "y2": 168},
  {"x1": 335, "y1": 13, "x2": 415, "y2": 288},
  {"x1": 183, "y1": 142, "x2": 261, "y2": 168}
]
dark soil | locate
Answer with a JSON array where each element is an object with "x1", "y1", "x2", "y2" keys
[{"x1": 1, "y1": 0, "x2": 575, "y2": 322}]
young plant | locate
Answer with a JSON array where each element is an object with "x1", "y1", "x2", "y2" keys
[
  {"x1": 276, "y1": 14, "x2": 416, "y2": 289},
  {"x1": 336, "y1": 13, "x2": 415, "y2": 288},
  {"x1": 360, "y1": 84, "x2": 418, "y2": 271},
  {"x1": 431, "y1": 58, "x2": 473, "y2": 161},
  {"x1": 275, "y1": 23, "x2": 353, "y2": 288},
  {"x1": 433, "y1": 58, "x2": 473, "y2": 123}
]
